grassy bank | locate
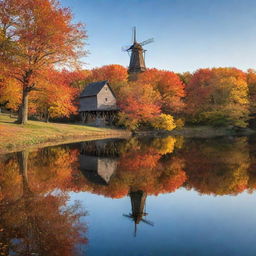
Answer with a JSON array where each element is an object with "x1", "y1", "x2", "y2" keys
[{"x1": 0, "y1": 114, "x2": 130, "y2": 154}]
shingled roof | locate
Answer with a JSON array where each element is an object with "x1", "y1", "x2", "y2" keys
[{"x1": 80, "y1": 80, "x2": 108, "y2": 97}]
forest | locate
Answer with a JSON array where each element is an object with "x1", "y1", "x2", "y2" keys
[{"x1": 1, "y1": 0, "x2": 256, "y2": 131}]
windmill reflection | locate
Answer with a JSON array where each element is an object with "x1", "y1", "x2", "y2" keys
[{"x1": 123, "y1": 191, "x2": 154, "y2": 237}]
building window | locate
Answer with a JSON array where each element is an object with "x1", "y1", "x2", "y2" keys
[
  {"x1": 105, "y1": 87, "x2": 108, "y2": 91},
  {"x1": 105, "y1": 98, "x2": 108, "y2": 102}
]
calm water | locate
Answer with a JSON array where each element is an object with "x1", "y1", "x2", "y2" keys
[{"x1": 1, "y1": 135, "x2": 256, "y2": 255}]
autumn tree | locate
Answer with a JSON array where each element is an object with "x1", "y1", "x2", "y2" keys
[
  {"x1": 137, "y1": 69, "x2": 185, "y2": 114},
  {"x1": 0, "y1": 77, "x2": 21, "y2": 112},
  {"x1": 30, "y1": 69, "x2": 79, "y2": 121},
  {"x1": 61, "y1": 69, "x2": 91, "y2": 91},
  {"x1": 150, "y1": 113, "x2": 176, "y2": 131},
  {"x1": 178, "y1": 71, "x2": 192, "y2": 86},
  {"x1": 117, "y1": 82, "x2": 162, "y2": 130},
  {"x1": 246, "y1": 69, "x2": 256, "y2": 126},
  {"x1": 84, "y1": 64, "x2": 128, "y2": 96},
  {"x1": 0, "y1": 0, "x2": 87, "y2": 124},
  {"x1": 186, "y1": 68, "x2": 249, "y2": 127}
]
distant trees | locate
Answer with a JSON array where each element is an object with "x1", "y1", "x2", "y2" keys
[
  {"x1": 185, "y1": 68, "x2": 249, "y2": 127},
  {"x1": 83, "y1": 64, "x2": 128, "y2": 95},
  {"x1": 0, "y1": 0, "x2": 87, "y2": 124}
]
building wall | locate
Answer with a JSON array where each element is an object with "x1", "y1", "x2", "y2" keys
[
  {"x1": 97, "y1": 84, "x2": 117, "y2": 110},
  {"x1": 79, "y1": 96, "x2": 97, "y2": 111}
]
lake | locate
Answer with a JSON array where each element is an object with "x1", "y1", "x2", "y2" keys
[{"x1": 1, "y1": 135, "x2": 256, "y2": 256}]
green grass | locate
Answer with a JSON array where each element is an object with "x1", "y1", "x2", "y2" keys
[{"x1": 0, "y1": 114, "x2": 129, "y2": 154}]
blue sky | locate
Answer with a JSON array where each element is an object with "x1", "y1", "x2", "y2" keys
[{"x1": 60, "y1": 0, "x2": 256, "y2": 73}]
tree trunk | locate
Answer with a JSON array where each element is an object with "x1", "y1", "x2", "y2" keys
[
  {"x1": 45, "y1": 109, "x2": 49, "y2": 122},
  {"x1": 18, "y1": 88, "x2": 29, "y2": 124}
]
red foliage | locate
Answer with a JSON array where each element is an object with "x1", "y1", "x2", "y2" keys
[{"x1": 138, "y1": 69, "x2": 185, "y2": 113}]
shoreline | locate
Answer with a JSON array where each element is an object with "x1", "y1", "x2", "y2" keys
[
  {"x1": 134, "y1": 126, "x2": 256, "y2": 138},
  {"x1": 0, "y1": 114, "x2": 130, "y2": 155},
  {"x1": 0, "y1": 132, "x2": 130, "y2": 155},
  {"x1": 1, "y1": 113, "x2": 256, "y2": 155}
]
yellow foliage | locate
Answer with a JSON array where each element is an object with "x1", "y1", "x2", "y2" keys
[
  {"x1": 117, "y1": 112, "x2": 139, "y2": 131},
  {"x1": 175, "y1": 118, "x2": 185, "y2": 129},
  {"x1": 150, "y1": 114, "x2": 176, "y2": 131}
]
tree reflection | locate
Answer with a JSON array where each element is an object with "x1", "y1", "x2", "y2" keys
[
  {"x1": 78, "y1": 137, "x2": 187, "y2": 198},
  {"x1": 183, "y1": 137, "x2": 250, "y2": 195},
  {"x1": 0, "y1": 149, "x2": 87, "y2": 256}
]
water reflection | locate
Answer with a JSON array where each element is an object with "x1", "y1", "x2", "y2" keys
[
  {"x1": 0, "y1": 149, "x2": 87, "y2": 256},
  {"x1": 1, "y1": 135, "x2": 256, "y2": 254},
  {"x1": 123, "y1": 190, "x2": 154, "y2": 237}
]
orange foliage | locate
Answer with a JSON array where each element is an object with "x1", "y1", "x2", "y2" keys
[
  {"x1": 29, "y1": 69, "x2": 79, "y2": 119},
  {"x1": 0, "y1": 0, "x2": 87, "y2": 123},
  {"x1": 118, "y1": 83, "x2": 162, "y2": 129},
  {"x1": 137, "y1": 68, "x2": 185, "y2": 113},
  {"x1": 185, "y1": 68, "x2": 249, "y2": 127},
  {"x1": 85, "y1": 64, "x2": 128, "y2": 95}
]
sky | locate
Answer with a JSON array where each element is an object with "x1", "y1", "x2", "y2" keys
[{"x1": 60, "y1": 0, "x2": 256, "y2": 73}]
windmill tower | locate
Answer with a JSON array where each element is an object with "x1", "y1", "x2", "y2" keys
[
  {"x1": 123, "y1": 190, "x2": 154, "y2": 236},
  {"x1": 123, "y1": 27, "x2": 154, "y2": 81}
]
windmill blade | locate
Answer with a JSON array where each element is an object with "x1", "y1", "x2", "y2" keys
[
  {"x1": 141, "y1": 218, "x2": 154, "y2": 226},
  {"x1": 132, "y1": 26, "x2": 137, "y2": 43},
  {"x1": 140, "y1": 38, "x2": 154, "y2": 46},
  {"x1": 123, "y1": 214, "x2": 133, "y2": 219},
  {"x1": 121, "y1": 45, "x2": 132, "y2": 52}
]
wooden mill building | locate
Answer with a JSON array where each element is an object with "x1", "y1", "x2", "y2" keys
[{"x1": 79, "y1": 80, "x2": 119, "y2": 126}]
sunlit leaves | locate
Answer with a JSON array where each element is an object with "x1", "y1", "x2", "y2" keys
[{"x1": 186, "y1": 68, "x2": 249, "y2": 127}]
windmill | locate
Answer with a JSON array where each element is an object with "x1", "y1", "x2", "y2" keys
[
  {"x1": 123, "y1": 191, "x2": 154, "y2": 237},
  {"x1": 122, "y1": 27, "x2": 154, "y2": 80}
]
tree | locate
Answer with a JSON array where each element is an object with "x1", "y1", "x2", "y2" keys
[
  {"x1": 30, "y1": 69, "x2": 79, "y2": 121},
  {"x1": 178, "y1": 71, "x2": 192, "y2": 85},
  {"x1": 137, "y1": 69, "x2": 185, "y2": 114},
  {"x1": 150, "y1": 113, "x2": 176, "y2": 131},
  {"x1": 117, "y1": 82, "x2": 162, "y2": 130},
  {"x1": 247, "y1": 69, "x2": 256, "y2": 125},
  {"x1": 0, "y1": 0, "x2": 87, "y2": 124},
  {"x1": 186, "y1": 68, "x2": 249, "y2": 127},
  {"x1": 84, "y1": 64, "x2": 128, "y2": 96},
  {"x1": 60, "y1": 69, "x2": 91, "y2": 91},
  {"x1": 0, "y1": 77, "x2": 21, "y2": 112}
]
